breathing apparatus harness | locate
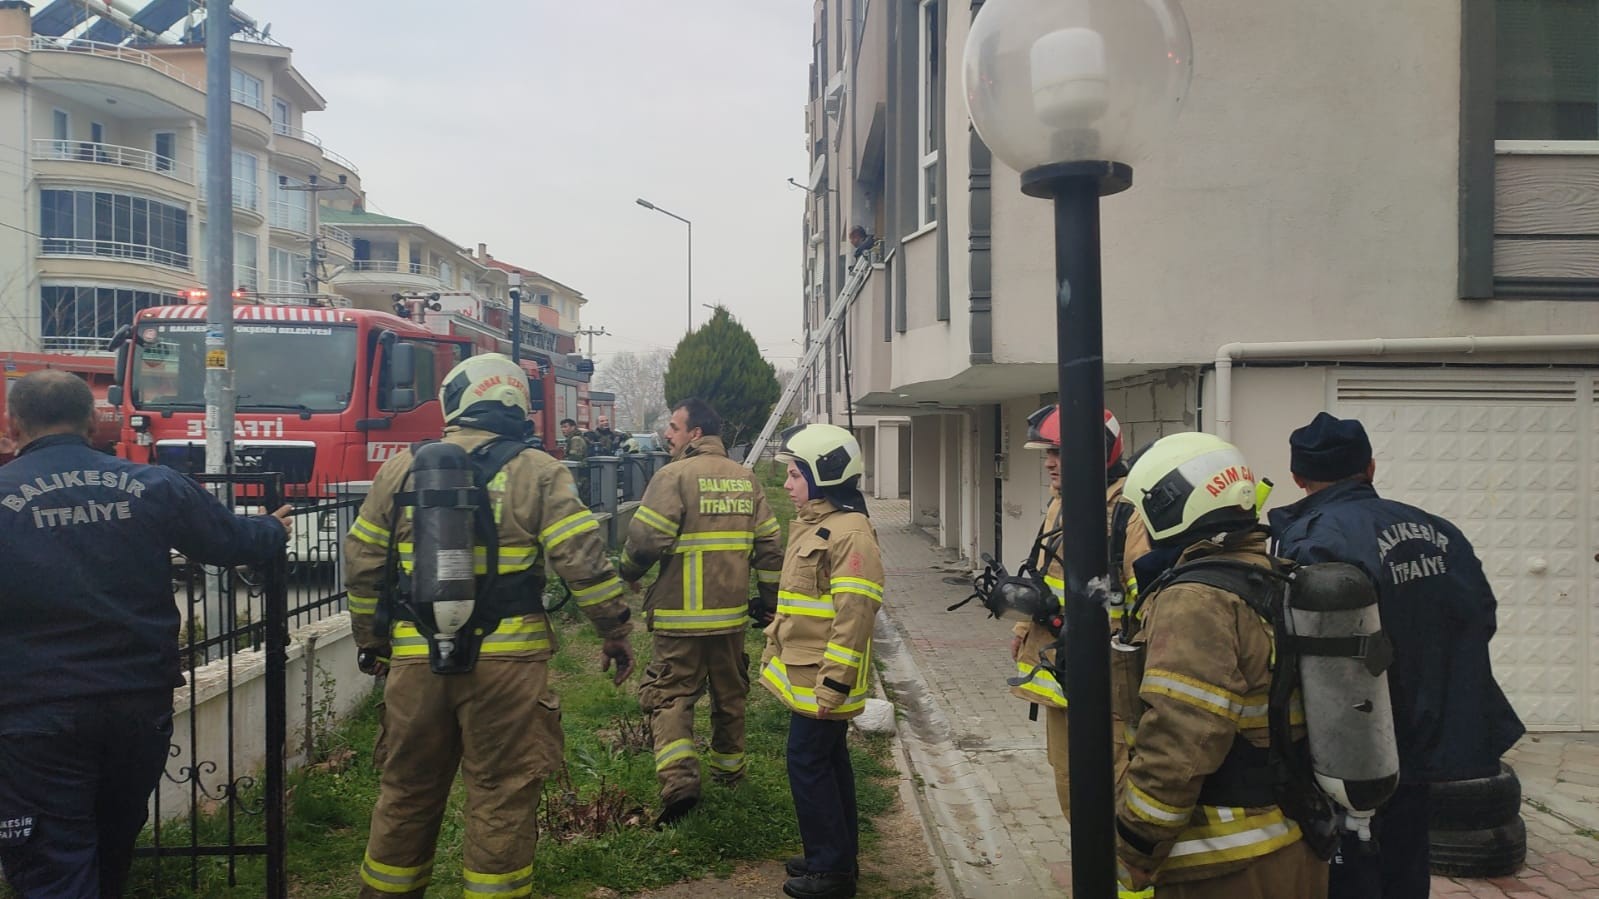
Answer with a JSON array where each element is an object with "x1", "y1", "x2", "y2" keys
[{"x1": 373, "y1": 437, "x2": 568, "y2": 675}]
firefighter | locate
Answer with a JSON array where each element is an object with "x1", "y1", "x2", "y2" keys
[
  {"x1": 561, "y1": 418, "x2": 590, "y2": 504},
  {"x1": 1009, "y1": 405, "x2": 1150, "y2": 820},
  {"x1": 0, "y1": 371, "x2": 290, "y2": 898},
  {"x1": 620, "y1": 397, "x2": 783, "y2": 825},
  {"x1": 346, "y1": 354, "x2": 635, "y2": 899},
  {"x1": 588, "y1": 415, "x2": 627, "y2": 456},
  {"x1": 1269, "y1": 413, "x2": 1523, "y2": 899},
  {"x1": 760, "y1": 423, "x2": 884, "y2": 899},
  {"x1": 1115, "y1": 432, "x2": 1328, "y2": 899}
]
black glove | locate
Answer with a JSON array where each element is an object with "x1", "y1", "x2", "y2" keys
[
  {"x1": 358, "y1": 648, "x2": 390, "y2": 676},
  {"x1": 749, "y1": 603, "x2": 776, "y2": 628}
]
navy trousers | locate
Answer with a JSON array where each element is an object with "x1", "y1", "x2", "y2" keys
[
  {"x1": 1329, "y1": 783, "x2": 1432, "y2": 899},
  {"x1": 786, "y1": 712, "x2": 858, "y2": 876},
  {"x1": 0, "y1": 693, "x2": 173, "y2": 899}
]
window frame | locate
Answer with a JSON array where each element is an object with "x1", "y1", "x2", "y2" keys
[
  {"x1": 917, "y1": 0, "x2": 941, "y2": 227},
  {"x1": 271, "y1": 96, "x2": 291, "y2": 135},
  {"x1": 153, "y1": 131, "x2": 176, "y2": 173},
  {"x1": 231, "y1": 68, "x2": 264, "y2": 111}
]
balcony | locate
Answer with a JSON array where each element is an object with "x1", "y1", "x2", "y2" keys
[
  {"x1": 40, "y1": 237, "x2": 190, "y2": 272},
  {"x1": 332, "y1": 259, "x2": 449, "y2": 298},
  {"x1": 6, "y1": 36, "x2": 205, "y2": 118},
  {"x1": 271, "y1": 123, "x2": 324, "y2": 168},
  {"x1": 319, "y1": 223, "x2": 353, "y2": 249},
  {"x1": 198, "y1": 177, "x2": 265, "y2": 220},
  {"x1": 197, "y1": 262, "x2": 261, "y2": 292},
  {"x1": 31, "y1": 139, "x2": 194, "y2": 187},
  {"x1": 269, "y1": 200, "x2": 310, "y2": 234}
]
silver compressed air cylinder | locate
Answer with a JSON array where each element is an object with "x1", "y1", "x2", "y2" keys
[{"x1": 1287, "y1": 562, "x2": 1400, "y2": 836}]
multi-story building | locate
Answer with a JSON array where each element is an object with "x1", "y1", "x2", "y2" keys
[
  {"x1": 0, "y1": 0, "x2": 365, "y2": 350},
  {"x1": 804, "y1": 0, "x2": 1599, "y2": 731}
]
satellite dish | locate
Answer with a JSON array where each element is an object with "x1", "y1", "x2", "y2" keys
[{"x1": 260, "y1": 23, "x2": 272, "y2": 40}]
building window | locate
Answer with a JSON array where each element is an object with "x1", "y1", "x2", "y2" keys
[
  {"x1": 235, "y1": 232, "x2": 258, "y2": 291},
  {"x1": 39, "y1": 285, "x2": 182, "y2": 349},
  {"x1": 233, "y1": 150, "x2": 258, "y2": 212},
  {"x1": 918, "y1": 0, "x2": 941, "y2": 226},
  {"x1": 231, "y1": 68, "x2": 264, "y2": 111},
  {"x1": 52, "y1": 109, "x2": 68, "y2": 142},
  {"x1": 153, "y1": 131, "x2": 175, "y2": 173},
  {"x1": 538, "y1": 292, "x2": 551, "y2": 307},
  {"x1": 1498, "y1": 0, "x2": 1599, "y2": 140},
  {"x1": 268, "y1": 247, "x2": 308, "y2": 295},
  {"x1": 39, "y1": 189, "x2": 190, "y2": 270},
  {"x1": 272, "y1": 96, "x2": 291, "y2": 135},
  {"x1": 270, "y1": 172, "x2": 309, "y2": 232}
]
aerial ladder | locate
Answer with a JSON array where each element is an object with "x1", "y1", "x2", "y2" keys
[{"x1": 744, "y1": 254, "x2": 875, "y2": 468}]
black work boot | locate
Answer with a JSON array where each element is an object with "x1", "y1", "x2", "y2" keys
[
  {"x1": 653, "y1": 794, "x2": 699, "y2": 829},
  {"x1": 782, "y1": 872, "x2": 857, "y2": 899},
  {"x1": 785, "y1": 858, "x2": 859, "y2": 879}
]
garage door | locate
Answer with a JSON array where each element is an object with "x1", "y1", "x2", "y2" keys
[{"x1": 1335, "y1": 372, "x2": 1594, "y2": 731}]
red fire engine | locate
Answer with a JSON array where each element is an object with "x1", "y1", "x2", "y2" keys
[{"x1": 0, "y1": 352, "x2": 122, "y2": 461}]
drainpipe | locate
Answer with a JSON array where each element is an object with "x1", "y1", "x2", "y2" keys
[{"x1": 1213, "y1": 334, "x2": 1599, "y2": 442}]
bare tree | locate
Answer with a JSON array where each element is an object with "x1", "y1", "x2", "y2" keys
[{"x1": 594, "y1": 350, "x2": 671, "y2": 434}]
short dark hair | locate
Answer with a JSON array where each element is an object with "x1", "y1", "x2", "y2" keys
[
  {"x1": 671, "y1": 397, "x2": 721, "y2": 436},
  {"x1": 9, "y1": 370, "x2": 95, "y2": 434},
  {"x1": 560, "y1": 418, "x2": 577, "y2": 427},
  {"x1": 848, "y1": 225, "x2": 867, "y2": 240}
]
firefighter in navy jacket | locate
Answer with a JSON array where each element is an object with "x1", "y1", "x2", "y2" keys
[
  {"x1": 0, "y1": 371, "x2": 289, "y2": 898},
  {"x1": 1269, "y1": 412, "x2": 1524, "y2": 899}
]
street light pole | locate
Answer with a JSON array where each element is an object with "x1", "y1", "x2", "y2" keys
[
  {"x1": 634, "y1": 197, "x2": 693, "y2": 331},
  {"x1": 964, "y1": 3, "x2": 1192, "y2": 897}
]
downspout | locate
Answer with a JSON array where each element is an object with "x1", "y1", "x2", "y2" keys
[{"x1": 1213, "y1": 334, "x2": 1599, "y2": 441}]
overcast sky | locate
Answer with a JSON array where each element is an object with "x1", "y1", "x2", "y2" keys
[{"x1": 198, "y1": 1, "x2": 812, "y2": 368}]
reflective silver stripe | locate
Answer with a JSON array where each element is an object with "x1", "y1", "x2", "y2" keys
[{"x1": 1126, "y1": 784, "x2": 1192, "y2": 825}]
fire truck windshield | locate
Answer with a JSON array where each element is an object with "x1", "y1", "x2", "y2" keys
[{"x1": 130, "y1": 322, "x2": 358, "y2": 413}]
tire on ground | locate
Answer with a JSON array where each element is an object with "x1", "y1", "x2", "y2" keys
[
  {"x1": 1428, "y1": 762, "x2": 1522, "y2": 831},
  {"x1": 1429, "y1": 815, "x2": 1526, "y2": 879}
]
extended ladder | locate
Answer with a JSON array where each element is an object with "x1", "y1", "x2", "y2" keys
[{"x1": 744, "y1": 254, "x2": 875, "y2": 468}]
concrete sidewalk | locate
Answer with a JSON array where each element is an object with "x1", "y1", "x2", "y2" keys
[{"x1": 867, "y1": 498, "x2": 1599, "y2": 898}]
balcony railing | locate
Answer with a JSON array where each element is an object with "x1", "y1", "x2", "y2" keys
[
  {"x1": 197, "y1": 262, "x2": 261, "y2": 290},
  {"x1": 266, "y1": 278, "x2": 305, "y2": 296},
  {"x1": 2, "y1": 36, "x2": 205, "y2": 93},
  {"x1": 271, "y1": 123, "x2": 323, "y2": 147},
  {"x1": 269, "y1": 200, "x2": 309, "y2": 233},
  {"x1": 320, "y1": 147, "x2": 360, "y2": 176},
  {"x1": 202, "y1": 177, "x2": 261, "y2": 213},
  {"x1": 348, "y1": 260, "x2": 440, "y2": 280},
  {"x1": 31, "y1": 139, "x2": 194, "y2": 185},
  {"x1": 319, "y1": 224, "x2": 353, "y2": 248},
  {"x1": 40, "y1": 237, "x2": 190, "y2": 271}
]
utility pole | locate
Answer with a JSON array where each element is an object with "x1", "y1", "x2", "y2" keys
[
  {"x1": 278, "y1": 173, "x2": 347, "y2": 301},
  {"x1": 508, "y1": 272, "x2": 523, "y2": 364},
  {"x1": 202, "y1": 0, "x2": 236, "y2": 665},
  {"x1": 575, "y1": 325, "x2": 610, "y2": 358}
]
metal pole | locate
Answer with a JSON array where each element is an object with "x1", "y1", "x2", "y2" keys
[
  {"x1": 203, "y1": 0, "x2": 236, "y2": 651},
  {"x1": 686, "y1": 219, "x2": 693, "y2": 332},
  {"x1": 1053, "y1": 170, "x2": 1114, "y2": 899},
  {"x1": 509, "y1": 272, "x2": 523, "y2": 364}
]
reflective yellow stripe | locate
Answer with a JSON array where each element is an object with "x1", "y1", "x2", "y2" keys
[
  {"x1": 707, "y1": 750, "x2": 745, "y2": 773},
  {"x1": 824, "y1": 642, "x2": 864, "y2": 668},
  {"x1": 676, "y1": 530, "x2": 755, "y2": 553},
  {"x1": 829, "y1": 576, "x2": 883, "y2": 602},
  {"x1": 350, "y1": 515, "x2": 390, "y2": 547},
  {"x1": 541, "y1": 511, "x2": 600, "y2": 549},
  {"x1": 390, "y1": 617, "x2": 550, "y2": 658},
  {"x1": 1162, "y1": 809, "x2": 1302, "y2": 870},
  {"x1": 1118, "y1": 887, "x2": 1155, "y2": 899},
  {"x1": 777, "y1": 591, "x2": 835, "y2": 618},
  {"x1": 571, "y1": 576, "x2": 625, "y2": 607},
  {"x1": 655, "y1": 738, "x2": 696, "y2": 771},
  {"x1": 1126, "y1": 783, "x2": 1193, "y2": 826},
  {"x1": 652, "y1": 606, "x2": 749, "y2": 632},
  {"x1": 754, "y1": 517, "x2": 780, "y2": 538},
  {"x1": 1143, "y1": 668, "x2": 1248, "y2": 723},
  {"x1": 632, "y1": 505, "x2": 679, "y2": 538},
  {"x1": 463, "y1": 862, "x2": 534, "y2": 897},
  {"x1": 360, "y1": 853, "x2": 433, "y2": 893},
  {"x1": 1015, "y1": 659, "x2": 1067, "y2": 708},
  {"x1": 759, "y1": 657, "x2": 867, "y2": 714},
  {"x1": 1043, "y1": 574, "x2": 1065, "y2": 601},
  {"x1": 756, "y1": 568, "x2": 781, "y2": 584},
  {"x1": 681, "y1": 550, "x2": 702, "y2": 610},
  {"x1": 1239, "y1": 692, "x2": 1307, "y2": 729},
  {"x1": 348, "y1": 593, "x2": 379, "y2": 615}
]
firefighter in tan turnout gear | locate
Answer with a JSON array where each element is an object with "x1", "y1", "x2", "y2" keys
[
  {"x1": 620, "y1": 397, "x2": 783, "y2": 825},
  {"x1": 1115, "y1": 433, "x2": 1328, "y2": 899},
  {"x1": 345, "y1": 353, "x2": 636, "y2": 899},
  {"x1": 761, "y1": 424, "x2": 885, "y2": 899},
  {"x1": 1008, "y1": 406, "x2": 1151, "y2": 822}
]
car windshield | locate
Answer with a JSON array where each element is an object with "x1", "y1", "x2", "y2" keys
[{"x1": 130, "y1": 321, "x2": 358, "y2": 413}]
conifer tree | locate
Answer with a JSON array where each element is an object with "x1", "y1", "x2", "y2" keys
[{"x1": 663, "y1": 306, "x2": 779, "y2": 447}]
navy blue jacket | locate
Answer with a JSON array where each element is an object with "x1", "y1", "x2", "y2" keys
[
  {"x1": 0, "y1": 434, "x2": 286, "y2": 710},
  {"x1": 1269, "y1": 479, "x2": 1524, "y2": 783}
]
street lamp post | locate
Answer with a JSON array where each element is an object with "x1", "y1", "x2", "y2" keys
[
  {"x1": 963, "y1": 2, "x2": 1192, "y2": 897},
  {"x1": 635, "y1": 198, "x2": 693, "y2": 331}
]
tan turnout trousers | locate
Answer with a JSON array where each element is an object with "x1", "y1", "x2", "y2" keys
[{"x1": 638, "y1": 631, "x2": 751, "y2": 803}]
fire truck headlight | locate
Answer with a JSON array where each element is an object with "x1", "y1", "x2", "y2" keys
[{"x1": 129, "y1": 415, "x2": 150, "y2": 430}]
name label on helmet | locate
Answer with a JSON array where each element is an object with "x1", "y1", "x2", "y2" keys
[
  {"x1": 472, "y1": 375, "x2": 506, "y2": 397},
  {"x1": 1205, "y1": 465, "x2": 1253, "y2": 497}
]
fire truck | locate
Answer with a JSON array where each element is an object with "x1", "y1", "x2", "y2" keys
[
  {"x1": 109, "y1": 301, "x2": 471, "y2": 487},
  {"x1": 0, "y1": 352, "x2": 122, "y2": 461}
]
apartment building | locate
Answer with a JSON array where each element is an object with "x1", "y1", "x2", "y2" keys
[
  {"x1": 0, "y1": 1, "x2": 368, "y2": 349},
  {"x1": 803, "y1": 0, "x2": 1599, "y2": 731}
]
